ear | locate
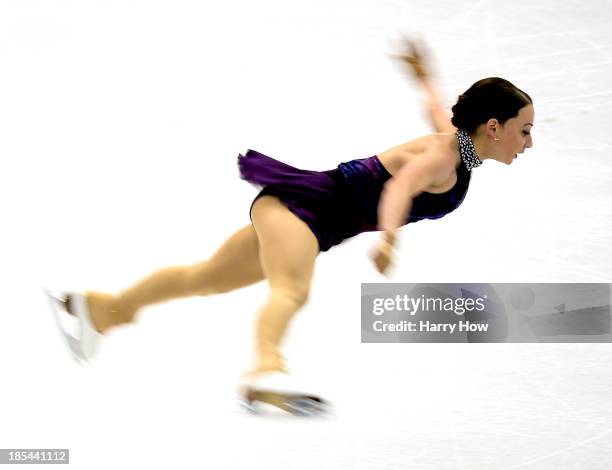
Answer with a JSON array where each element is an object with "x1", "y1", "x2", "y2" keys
[{"x1": 485, "y1": 118, "x2": 500, "y2": 138}]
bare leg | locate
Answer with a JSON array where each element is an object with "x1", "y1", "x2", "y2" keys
[
  {"x1": 66, "y1": 224, "x2": 265, "y2": 333},
  {"x1": 248, "y1": 195, "x2": 319, "y2": 375}
]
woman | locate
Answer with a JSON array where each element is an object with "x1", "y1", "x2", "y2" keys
[{"x1": 47, "y1": 40, "x2": 534, "y2": 413}]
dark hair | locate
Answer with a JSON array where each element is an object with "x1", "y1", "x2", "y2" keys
[{"x1": 451, "y1": 77, "x2": 533, "y2": 134}]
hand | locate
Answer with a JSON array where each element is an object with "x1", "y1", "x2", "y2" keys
[
  {"x1": 388, "y1": 37, "x2": 432, "y2": 83},
  {"x1": 369, "y1": 238, "x2": 396, "y2": 276}
]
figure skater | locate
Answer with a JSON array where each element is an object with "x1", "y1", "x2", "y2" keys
[{"x1": 45, "y1": 39, "x2": 534, "y2": 414}]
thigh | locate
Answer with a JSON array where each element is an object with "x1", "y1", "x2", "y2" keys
[
  {"x1": 197, "y1": 223, "x2": 265, "y2": 293},
  {"x1": 250, "y1": 195, "x2": 319, "y2": 303}
]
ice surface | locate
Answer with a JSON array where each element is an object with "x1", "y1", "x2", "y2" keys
[{"x1": 1, "y1": 0, "x2": 611, "y2": 468}]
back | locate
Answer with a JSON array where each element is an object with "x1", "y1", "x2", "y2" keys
[{"x1": 377, "y1": 133, "x2": 460, "y2": 186}]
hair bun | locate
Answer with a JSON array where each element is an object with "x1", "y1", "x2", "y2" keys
[
  {"x1": 450, "y1": 78, "x2": 532, "y2": 133},
  {"x1": 450, "y1": 95, "x2": 469, "y2": 129}
]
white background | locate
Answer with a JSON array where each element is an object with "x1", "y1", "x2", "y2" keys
[{"x1": 1, "y1": 0, "x2": 612, "y2": 468}]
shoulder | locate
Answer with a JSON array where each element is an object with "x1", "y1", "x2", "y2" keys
[{"x1": 378, "y1": 133, "x2": 457, "y2": 176}]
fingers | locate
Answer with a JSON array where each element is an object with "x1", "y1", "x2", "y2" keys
[
  {"x1": 387, "y1": 37, "x2": 431, "y2": 81},
  {"x1": 407, "y1": 40, "x2": 420, "y2": 60},
  {"x1": 369, "y1": 244, "x2": 396, "y2": 276},
  {"x1": 376, "y1": 255, "x2": 393, "y2": 276},
  {"x1": 395, "y1": 36, "x2": 424, "y2": 56}
]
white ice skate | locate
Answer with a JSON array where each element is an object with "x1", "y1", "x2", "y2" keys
[
  {"x1": 42, "y1": 286, "x2": 103, "y2": 365},
  {"x1": 238, "y1": 371, "x2": 330, "y2": 416}
]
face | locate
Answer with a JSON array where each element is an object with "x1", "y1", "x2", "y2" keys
[{"x1": 491, "y1": 104, "x2": 535, "y2": 164}]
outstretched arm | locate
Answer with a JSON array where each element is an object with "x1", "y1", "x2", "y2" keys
[
  {"x1": 389, "y1": 39, "x2": 456, "y2": 133},
  {"x1": 421, "y1": 80, "x2": 456, "y2": 133}
]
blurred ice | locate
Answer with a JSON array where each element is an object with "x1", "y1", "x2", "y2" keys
[{"x1": 1, "y1": 0, "x2": 611, "y2": 468}]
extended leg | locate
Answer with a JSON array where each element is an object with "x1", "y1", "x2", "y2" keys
[{"x1": 68, "y1": 224, "x2": 265, "y2": 333}]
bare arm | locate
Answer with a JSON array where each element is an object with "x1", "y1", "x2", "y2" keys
[
  {"x1": 421, "y1": 80, "x2": 456, "y2": 134},
  {"x1": 371, "y1": 39, "x2": 455, "y2": 274},
  {"x1": 377, "y1": 153, "x2": 453, "y2": 234},
  {"x1": 369, "y1": 152, "x2": 453, "y2": 275},
  {"x1": 390, "y1": 38, "x2": 456, "y2": 133}
]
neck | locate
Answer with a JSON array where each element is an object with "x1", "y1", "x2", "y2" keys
[
  {"x1": 469, "y1": 132, "x2": 495, "y2": 161},
  {"x1": 447, "y1": 130, "x2": 494, "y2": 162}
]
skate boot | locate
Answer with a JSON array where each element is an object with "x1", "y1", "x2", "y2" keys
[
  {"x1": 238, "y1": 371, "x2": 330, "y2": 416},
  {"x1": 42, "y1": 286, "x2": 103, "y2": 365}
]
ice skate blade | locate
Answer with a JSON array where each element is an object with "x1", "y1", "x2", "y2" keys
[
  {"x1": 42, "y1": 286, "x2": 102, "y2": 365},
  {"x1": 242, "y1": 389, "x2": 330, "y2": 416}
]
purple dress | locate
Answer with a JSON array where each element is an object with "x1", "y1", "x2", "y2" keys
[{"x1": 238, "y1": 149, "x2": 471, "y2": 253}]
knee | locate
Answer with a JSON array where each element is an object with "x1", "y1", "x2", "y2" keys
[
  {"x1": 269, "y1": 284, "x2": 310, "y2": 308},
  {"x1": 270, "y1": 286, "x2": 310, "y2": 308},
  {"x1": 292, "y1": 288, "x2": 310, "y2": 307}
]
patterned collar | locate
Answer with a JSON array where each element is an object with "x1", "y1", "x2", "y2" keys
[{"x1": 455, "y1": 129, "x2": 482, "y2": 171}]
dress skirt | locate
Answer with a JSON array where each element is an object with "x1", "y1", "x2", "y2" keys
[{"x1": 237, "y1": 149, "x2": 392, "y2": 252}]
